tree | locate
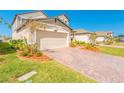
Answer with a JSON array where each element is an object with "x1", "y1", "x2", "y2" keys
[
  {"x1": 25, "y1": 19, "x2": 45, "y2": 31},
  {"x1": 0, "y1": 17, "x2": 3, "y2": 24},
  {"x1": 105, "y1": 35, "x2": 114, "y2": 45},
  {"x1": 24, "y1": 19, "x2": 46, "y2": 44},
  {"x1": 118, "y1": 34, "x2": 124, "y2": 37},
  {"x1": 89, "y1": 32, "x2": 97, "y2": 46},
  {"x1": 0, "y1": 17, "x2": 12, "y2": 30},
  {"x1": 24, "y1": 19, "x2": 46, "y2": 54},
  {"x1": 113, "y1": 37, "x2": 120, "y2": 43},
  {"x1": 4, "y1": 21, "x2": 12, "y2": 29}
]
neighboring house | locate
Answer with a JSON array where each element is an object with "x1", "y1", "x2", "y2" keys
[
  {"x1": 95, "y1": 31, "x2": 113, "y2": 42},
  {"x1": 73, "y1": 29, "x2": 113, "y2": 43},
  {"x1": 12, "y1": 11, "x2": 72, "y2": 50},
  {"x1": 73, "y1": 29, "x2": 92, "y2": 43},
  {"x1": 0, "y1": 37, "x2": 3, "y2": 42},
  {"x1": 118, "y1": 34, "x2": 124, "y2": 42},
  {"x1": 120, "y1": 37, "x2": 124, "y2": 42}
]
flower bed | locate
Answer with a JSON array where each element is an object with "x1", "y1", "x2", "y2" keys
[
  {"x1": 81, "y1": 47, "x2": 100, "y2": 52},
  {"x1": 17, "y1": 50, "x2": 52, "y2": 62}
]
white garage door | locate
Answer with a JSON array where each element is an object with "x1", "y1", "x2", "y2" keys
[
  {"x1": 96, "y1": 37, "x2": 105, "y2": 42},
  {"x1": 40, "y1": 31, "x2": 68, "y2": 50},
  {"x1": 75, "y1": 35, "x2": 90, "y2": 43}
]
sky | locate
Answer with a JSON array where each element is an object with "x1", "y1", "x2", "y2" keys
[{"x1": 0, "y1": 10, "x2": 124, "y2": 36}]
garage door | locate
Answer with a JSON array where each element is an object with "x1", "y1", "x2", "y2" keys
[
  {"x1": 75, "y1": 35, "x2": 90, "y2": 43},
  {"x1": 40, "y1": 31, "x2": 68, "y2": 50}
]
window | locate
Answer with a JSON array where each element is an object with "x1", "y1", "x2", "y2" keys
[{"x1": 22, "y1": 19, "x2": 26, "y2": 24}]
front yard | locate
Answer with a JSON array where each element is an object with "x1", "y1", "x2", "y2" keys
[
  {"x1": 99, "y1": 46, "x2": 124, "y2": 57},
  {"x1": 0, "y1": 43, "x2": 95, "y2": 83},
  {"x1": 113, "y1": 42, "x2": 124, "y2": 46},
  {"x1": 70, "y1": 40, "x2": 124, "y2": 57}
]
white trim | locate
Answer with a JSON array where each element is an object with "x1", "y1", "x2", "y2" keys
[{"x1": 66, "y1": 33, "x2": 69, "y2": 47}]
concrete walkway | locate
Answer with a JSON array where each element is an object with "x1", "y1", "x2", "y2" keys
[
  {"x1": 44, "y1": 47, "x2": 124, "y2": 83},
  {"x1": 99, "y1": 44, "x2": 124, "y2": 48}
]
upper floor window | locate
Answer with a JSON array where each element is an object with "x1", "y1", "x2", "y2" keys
[{"x1": 16, "y1": 16, "x2": 26, "y2": 28}]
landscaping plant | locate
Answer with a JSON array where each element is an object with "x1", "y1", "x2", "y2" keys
[
  {"x1": 70, "y1": 39, "x2": 87, "y2": 47},
  {"x1": 89, "y1": 32, "x2": 97, "y2": 46},
  {"x1": 9, "y1": 39, "x2": 26, "y2": 50},
  {"x1": 104, "y1": 35, "x2": 114, "y2": 45},
  {"x1": 114, "y1": 37, "x2": 120, "y2": 43},
  {"x1": 9, "y1": 39, "x2": 42, "y2": 57}
]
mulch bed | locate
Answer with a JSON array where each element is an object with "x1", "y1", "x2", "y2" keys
[
  {"x1": 81, "y1": 47, "x2": 100, "y2": 52},
  {"x1": 17, "y1": 51, "x2": 52, "y2": 62}
]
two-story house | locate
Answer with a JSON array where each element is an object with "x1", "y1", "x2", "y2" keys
[{"x1": 12, "y1": 11, "x2": 72, "y2": 50}]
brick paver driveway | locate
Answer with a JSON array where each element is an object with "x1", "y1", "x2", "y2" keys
[{"x1": 44, "y1": 47, "x2": 124, "y2": 83}]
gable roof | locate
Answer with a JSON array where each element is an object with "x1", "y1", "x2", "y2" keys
[
  {"x1": 95, "y1": 31, "x2": 112, "y2": 36},
  {"x1": 73, "y1": 29, "x2": 92, "y2": 34},
  {"x1": 16, "y1": 18, "x2": 72, "y2": 31},
  {"x1": 12, "y1": 11, "x2": 48, "y2": 24},
  {"x1": 38, "y1": 18, "x2": 72, "y2": 30},
  {"x1": 56, "y1": 14, "x2": 70, "y2": 21},
  {"x1": 56, "y1": 18, "x2": 72, "y2": 30}
]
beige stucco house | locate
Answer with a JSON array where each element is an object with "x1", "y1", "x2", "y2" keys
[
  {"x1": 72, "y1": 29, "x2": 113, "y2": 43},
  {"x1": 73, "y1": 29, "x2": 92, "y2": 43},
  {"x1": 95, "y1": 31, "x2": 113, "y2": 42},
  {"x1": 12, "y1": 11, "x2": 72, "y2": 50}
]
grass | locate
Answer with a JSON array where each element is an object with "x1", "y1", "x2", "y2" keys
[
  {"x1": 113, "y1": 42, "x2": 124, "y2": 46},
  {"x1": 99, "y1": 46, "x2": 124, "y2": 57},
  {"x1": 0, "y1": 42, "x2": 15, "y2": 55},
  {"x1": 0, "y1": 42, "x2": 96, "y2": 83}
]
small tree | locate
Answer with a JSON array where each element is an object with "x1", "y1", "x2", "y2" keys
[
  {"x1": 0, "y1": 17, "x2": 12, "y2": 29},
  {"x1": 89, "y1": 33, "x2": 97, "y2": 46},
  {"x1": 118, "y1": 34, "x2": 124, "y2": 37},
  {"x1": 114, "y1": 37, "x2": 120, "y2": 43},
  {"x1": 24, "y1": 19, "x2": 46, "y2": 44},
  {"x1": 24, "y1": 19, "x2": 46, "y2": 54},
  {"x1": 25, "y1": 19, "x2": 46, "y2": 31},
  {"x1": 0, "y1": 17, "x2": 3, "y2": 24},
  {"x1": 105, "y1": 35, "x2": 114, "y2": 45}
]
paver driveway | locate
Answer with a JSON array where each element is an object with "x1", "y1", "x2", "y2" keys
[{"x1": 44, "y1": 47, "x2": 124, "y2": 83}]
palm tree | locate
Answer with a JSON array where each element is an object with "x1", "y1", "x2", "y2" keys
[
  {"x1": 105, "y1": 35, "x2": 114, "y2": 45},
  {"x1": 25, "y1": 19, "x2": 46, "y2": 31},
  {"x1": 24, "y1": 19, "x2": 46, "y2": 43},
  {"x1": 89, "y1": 32, "x2": 97, "y2": 46},
  {"x1": 0, "y1": 17, "x2": 12, "y2": 41},
  {"x1": 0, "y1": 17, "x2": 12, "y2": 29},
  {"x1": 0, "y1": 17, "x2": 3, "y2": 24},
  {"x1": 24, "y1": 19, "x2": 46, "y2": 54},
  {"x1": 4, "y1": 21, "x2": 12, "y2": 29}
]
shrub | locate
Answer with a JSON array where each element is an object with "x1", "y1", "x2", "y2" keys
[
  {"x1": 35, "y1": 50, "x2": 42, "y2": 57},
  {"x1": 104, "y1": 35, "x2": 114, "y2": 45},
  {"x1": 85, "y1": 43, "x2": 95, "y2": 49},
  {"x1": 28, "y1": 44, "x2": 38, "y2": 54},
  {"x1": 9, "y1": 39, "x2": 27, "y2": 50},
  {"x1": 89, "y1": 33, "x2": 97, "y2": 46},
  {"x1": 84, "y1": 43, "x2": 99, "y2": 52},
  {"x1": 27, "y1": 53, "x2": 33, "y2": 57},
  {"x1": 9, "y1": 39, "x2": 42, "y2": 57},
  {"x1": 70, "y1": 40, "x2": 87, "y2": 47},
  {"x1": 20, "y1": 50, "x2": 29, "y2": 57},
  {"x1": 70, "y1": 42, "x2": 77, "y2": 47},
  {"x1": 114, "y1": 37, "x2": 120, "y2": 43},
  {"x1": 96, "y1": 41, "x2": 103, "y2": 44}
]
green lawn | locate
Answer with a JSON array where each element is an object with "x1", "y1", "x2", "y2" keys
[
  {"x1": 99, "y1": 46, "x2": 124, "y2": 57},
  {"x1": 0, "y1": 42, "x2": 15, "y2": 55},
  {"x1": 113, "y1": 42, "x2": 124, "y2": 46},
  {"x1": 0, "y1": 43, "x2": 95, "y2": 83}
]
